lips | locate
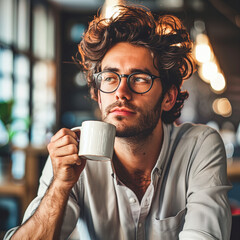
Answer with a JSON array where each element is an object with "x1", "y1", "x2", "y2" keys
[{"x1": 110, "y1": 107, "x2": 136, "y2": 116}]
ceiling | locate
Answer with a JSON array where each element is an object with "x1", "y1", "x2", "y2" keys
[
  {"x1": 48, "y1": 0, "x2": 104, "y2": 10},
  {"x1": 47, "y1": 0, "x2": 240, "y2": 12},
  {"x1": 47, "y1": 0, "x2": 203, "y2": 11}
]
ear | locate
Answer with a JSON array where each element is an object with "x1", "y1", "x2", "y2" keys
[{"x1": 162, "y1": 86, "x2": 178, "y2": 112}]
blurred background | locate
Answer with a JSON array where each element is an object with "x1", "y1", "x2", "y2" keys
[{"x1": 0, "y1": 0, "x2": 240, "y2": 238}]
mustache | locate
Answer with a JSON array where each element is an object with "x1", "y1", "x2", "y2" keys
[{"x1": 105, "y1": 101, "x2": 140, "y2": 114}]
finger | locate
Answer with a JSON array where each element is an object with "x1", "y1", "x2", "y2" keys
[
  {"x1": 47, "y1": 135, "x2": 79, "y2": 155},
  {"x1": 53, "y1": 154, "x2": 81, "y2": 166},
  {"x1": 79, "y1": 157, "x2": 87, "y2": 166},
  {"x1": 49, "y1": 134, "x2": 79, "y2": 151},
  {"x1": 51, "y1": 128, "x2": 77, "y2": 142},
  {"x1": 50, "y1": 144, "x2": 78, "y2": 158}
]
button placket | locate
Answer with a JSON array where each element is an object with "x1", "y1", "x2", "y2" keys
[{"x1": 136, "y1": 220, "x2": 145, "y2": 240}]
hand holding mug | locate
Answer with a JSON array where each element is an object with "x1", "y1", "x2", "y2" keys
[
  {"x1": 47, "y1": 121, "x2": 115, "y2": 189},
  {"x1": 47, "y1": 128, "x2": 86, "y2": 189}
]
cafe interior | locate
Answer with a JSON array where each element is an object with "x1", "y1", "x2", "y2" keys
[{"x1": 0, "y1": 0, "x2": 240, "y2": 238}]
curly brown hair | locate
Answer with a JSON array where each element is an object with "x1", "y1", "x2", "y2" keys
[{"x1": 78, "y1": 5, "x2": 195, "y2": 123}]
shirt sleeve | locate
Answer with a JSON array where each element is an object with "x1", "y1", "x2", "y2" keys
[
  {"x1": 180, "y1": 128, "x2": 232, "y2": 240},
  {"x1": 3, "y1": 156, "x2": 81, "y2": 240}
]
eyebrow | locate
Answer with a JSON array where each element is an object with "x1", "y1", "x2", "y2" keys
[{"x1": 102, "y1": 67, "x2": 153, "y2": 74}]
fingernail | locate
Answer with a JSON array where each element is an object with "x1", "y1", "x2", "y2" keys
[{"x1": 76, "y1": 160, "x2": 81, "y2": 166}]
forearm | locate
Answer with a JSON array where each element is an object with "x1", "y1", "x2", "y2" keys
[
  {"x1": 10, "y1": 128, "x2": 85, "y2": 240},
  {"x1": 11, "y1": 180, "x2": 71, "y2": 240}
]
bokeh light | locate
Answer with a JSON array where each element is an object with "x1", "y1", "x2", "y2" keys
[
  {"x1": 195, "y1": 44, "x2": 211, "y2": 63},
  {"x1": 210, "y1": 73, "x2": 226, "y2": 93},
  {"x1": 212, "y1": 98, "x2": 232, "y2": 117}
]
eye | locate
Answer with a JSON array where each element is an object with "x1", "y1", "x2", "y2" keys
[
  {"x1": 133, "y1": 77, "x2": 147, "y2": 83},
  {"x1": 101, "y1": 72, "x2": 118, "y2": 84},
  {"x1": 131, "y1": 74, "x2": 151, "y2": 84},
  {"x1": 104, "y1": 77, "x2": 116, "y2": 82}
]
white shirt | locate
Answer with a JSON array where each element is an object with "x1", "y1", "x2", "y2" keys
[{"x1": 4, "y1": 123, "x2": 232, "y2": 240}]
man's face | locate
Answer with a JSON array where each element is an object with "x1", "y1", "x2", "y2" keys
[{"x1": 98, "y1": 42, "x2": 165, "y2": 139}]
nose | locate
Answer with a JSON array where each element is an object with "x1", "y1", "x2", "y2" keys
[{"x1": 115, "y1": 76, "x2": 132, "y2": 101}]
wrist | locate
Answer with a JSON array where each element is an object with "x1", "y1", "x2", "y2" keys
[{"x1": 50, "y1": 178, "x2": 73, "y2": 197}]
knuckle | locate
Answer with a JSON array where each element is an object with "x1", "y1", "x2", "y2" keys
[
  {"x1": 73, "y1": 154, "x2": 79, "y2": 161},
  {"x1": 63, "y1": 135, "x2": 71, "y2": 144},
  {"x1": 47, "y1": 143, "x2": 54, "y2": 154},
  {"x1": 69, "y1": 144, "x2": 77, "y2": 153},
  {"x1": 60, "y1": 128, "x2": 68, "y2": 136},
  {"x1": 47, "y1": 142, "x2": 51, "y2": 151}
]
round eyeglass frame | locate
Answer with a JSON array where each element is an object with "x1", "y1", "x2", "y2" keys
[{"x1": 93, "y1": 71, "x2": 161, "y2": 94}]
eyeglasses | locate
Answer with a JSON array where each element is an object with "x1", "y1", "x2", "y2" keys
[{"x1": 93, "y1": 71, "x2": 160, "y2": 94}]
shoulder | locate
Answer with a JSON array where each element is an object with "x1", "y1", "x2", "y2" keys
[
  {"x1": 165, "y1": 123, "x2": 228, "y2": 184},
  {"x1": 170, "y1": 123, "x2": 227, "y2": 169},
  {"x1": 168, "y1": 122, "x2": 220, "y2": 141},
  {"x1": 164, "y1": 122, "x2": 225, "y2": 159}
]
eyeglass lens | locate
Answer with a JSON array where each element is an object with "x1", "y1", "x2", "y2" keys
[{"x1": 96, "y1": 72, "x2": 153, "y2": 94}]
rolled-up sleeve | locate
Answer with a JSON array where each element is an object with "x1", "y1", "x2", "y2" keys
[{"x1": 4, "y1": 157, "x2": 81, "y2": 240}]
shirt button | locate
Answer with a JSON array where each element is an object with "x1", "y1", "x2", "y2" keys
[
  {"x1": 138, "y1": 223, "x2": 142, "y2": 228},
  {"x1": 129, "y1": 197, "x2": 136, "y2": 204}
]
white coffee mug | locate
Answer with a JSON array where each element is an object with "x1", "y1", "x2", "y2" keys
[{"x1": 72, "y1": 121, "x2": 116, "y2": 161}]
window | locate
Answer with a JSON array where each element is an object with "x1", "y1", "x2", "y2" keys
[{"x1": 0, "y1": 0, "x2": 57, "y2": 155}]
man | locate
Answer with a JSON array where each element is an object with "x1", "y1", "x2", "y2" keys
[{"x1": 5, "y1": 5, "x2": 231, "y2": 240}]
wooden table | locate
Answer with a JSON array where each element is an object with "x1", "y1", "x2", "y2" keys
[{"x1": 227, "y1": 159, "x2": 240, "y2": 182}]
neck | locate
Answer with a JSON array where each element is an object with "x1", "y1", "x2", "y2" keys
[
  {"x1": 114, "y1": 121, "x2": 164, "y2": 172},
  {"x1": 113, "y1": 121, "x2": 164, "y2": 201}
]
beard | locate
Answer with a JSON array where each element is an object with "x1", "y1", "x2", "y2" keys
[{"x1": 102, "y1": 95, "x2": 164, "y2": 139}]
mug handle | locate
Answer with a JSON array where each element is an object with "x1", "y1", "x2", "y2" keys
[
  {"x1": 71, "y1": 127, "x2": 82, "y2": 142},
  {"x1": 71, "y1": 126, "x2": 82, "y2": 131}
]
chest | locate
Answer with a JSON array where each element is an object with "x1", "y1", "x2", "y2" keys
[{"x1": 80, "y1": 169, "x2": 187, "y2": 240}]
